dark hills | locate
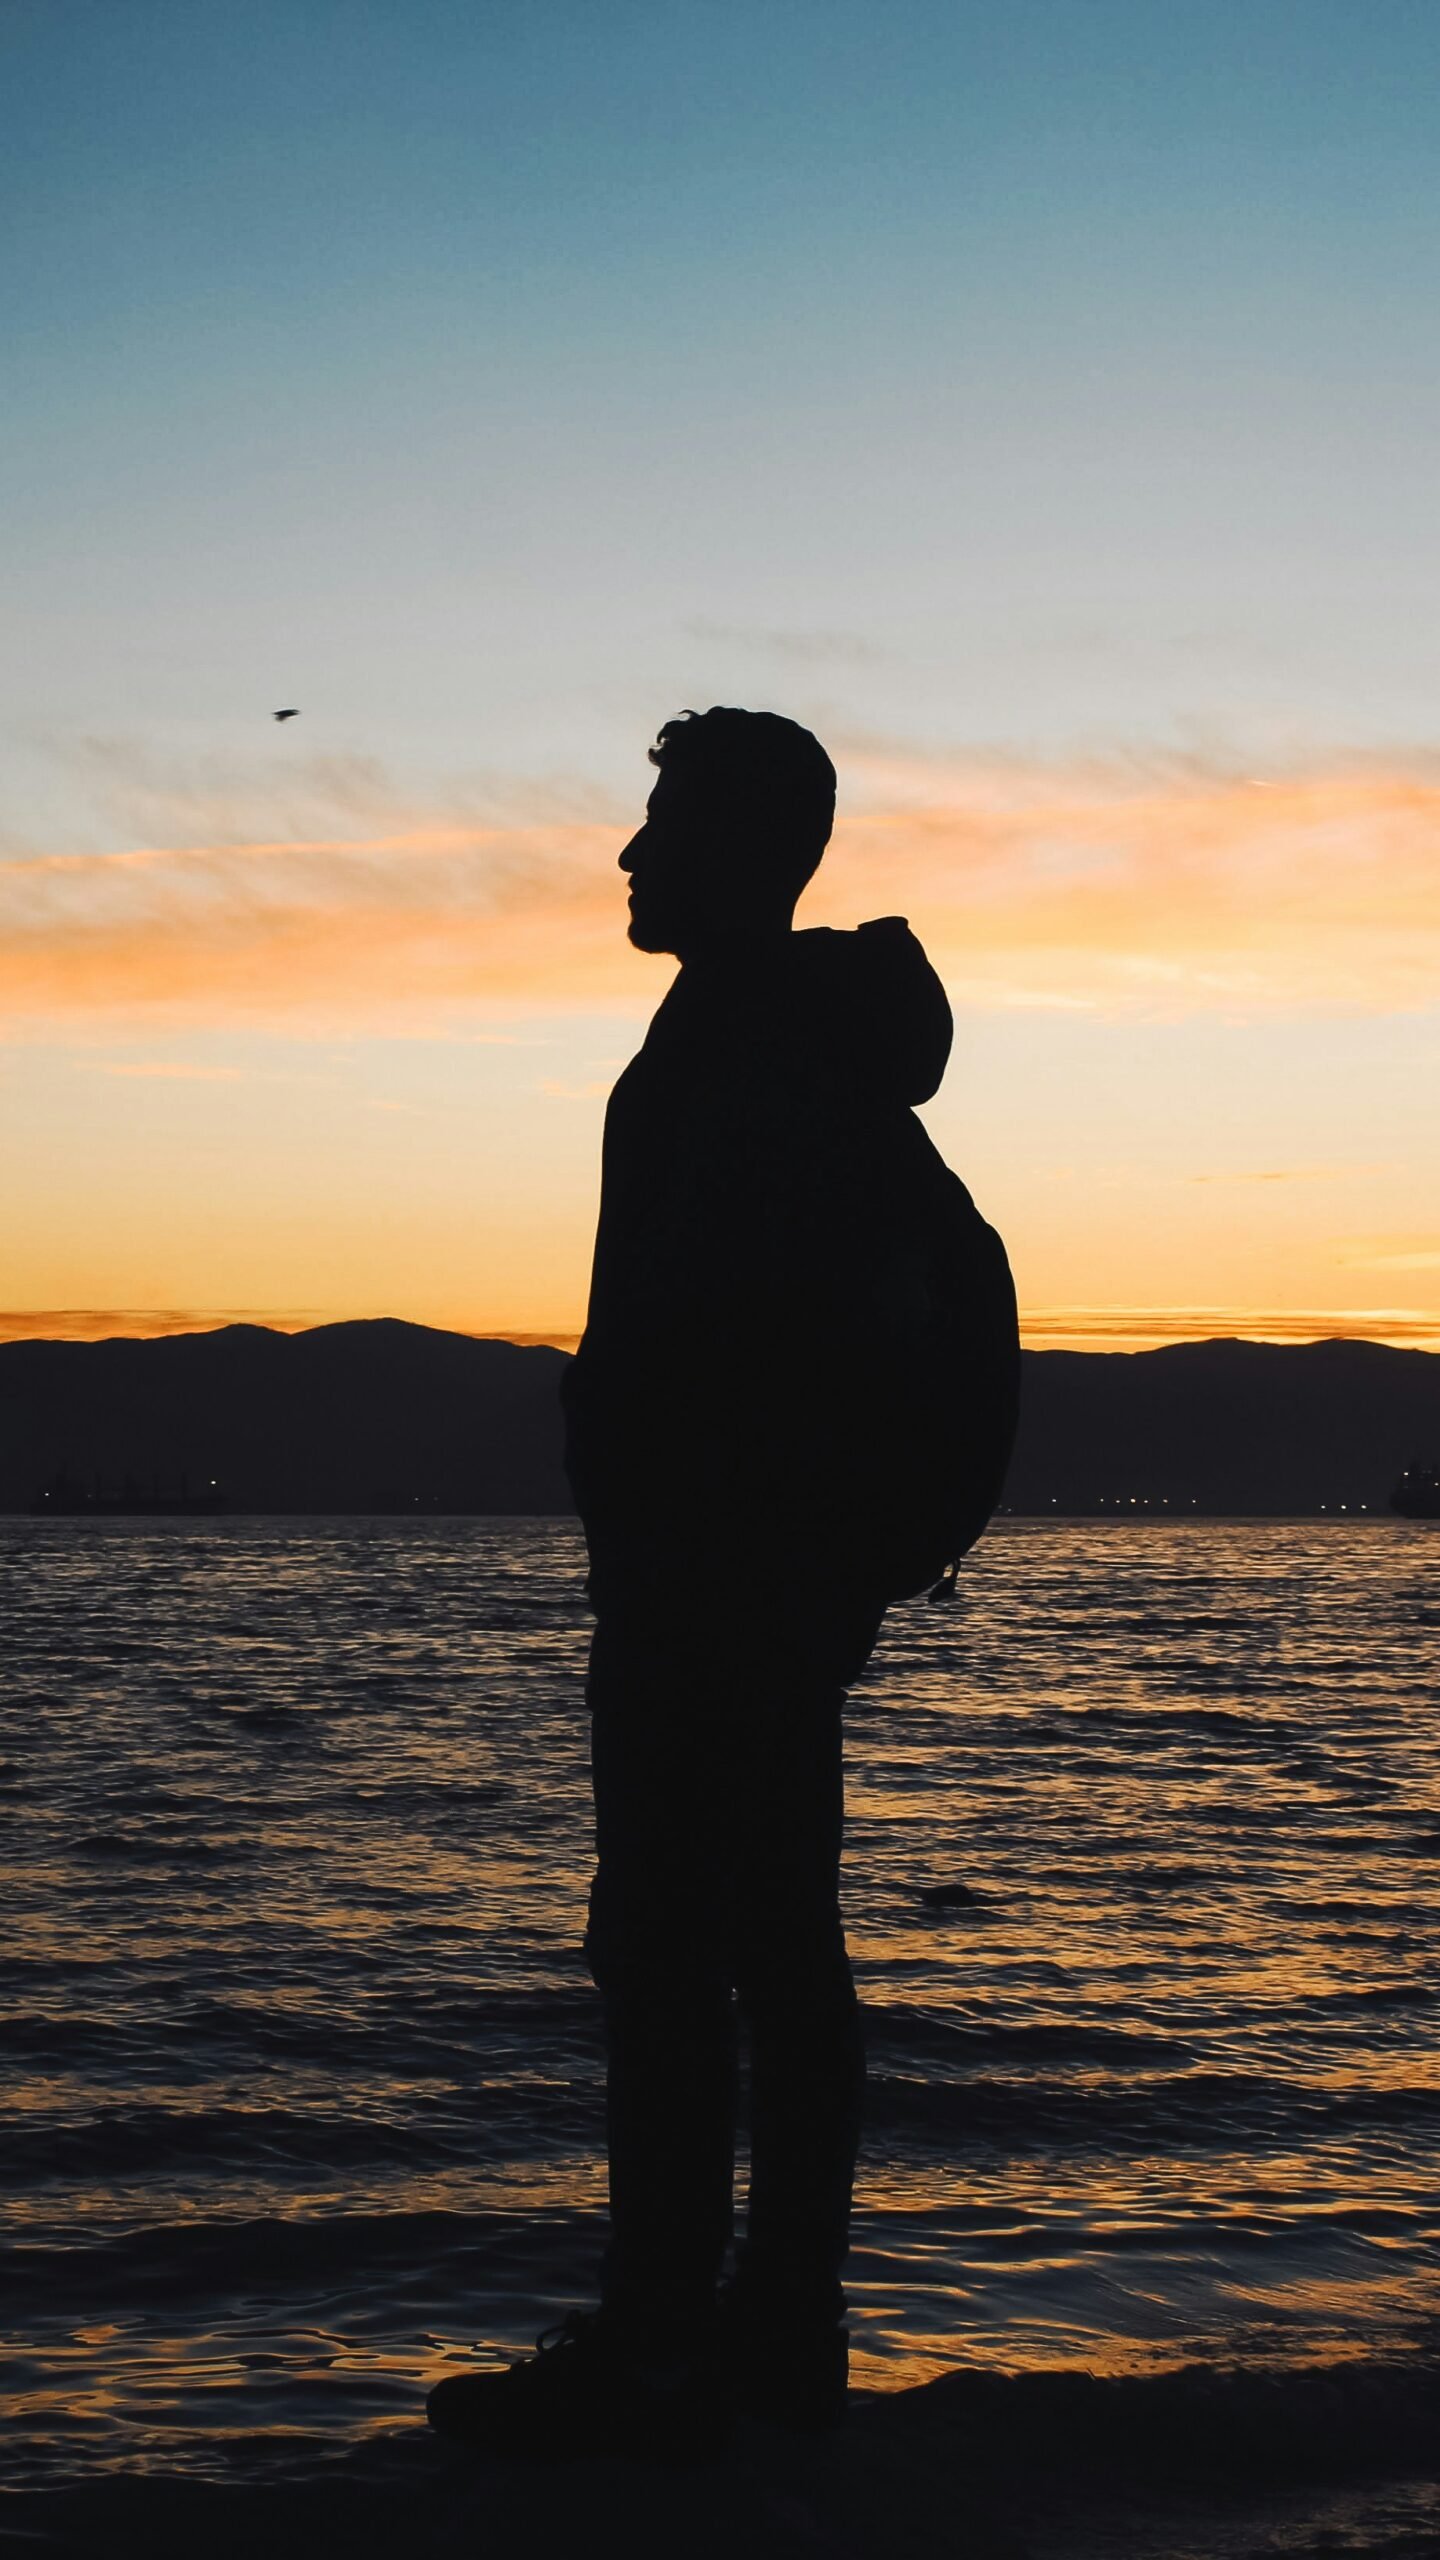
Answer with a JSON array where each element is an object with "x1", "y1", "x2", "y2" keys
[
  {"x1": 1005, "y1": 1336, "x2": 1439, "y2": 1517},
  {"x1": 1, "y1": 1319, "x2": 1436, "y2": 1516},
  {"x1": 2, "y1": 1320, "x2": 571, "y2": 1516}
]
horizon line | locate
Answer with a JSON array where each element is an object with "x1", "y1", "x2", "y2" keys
[{"x1": 1, "y1": 1309, "x2": 1438, "y2": 1354}]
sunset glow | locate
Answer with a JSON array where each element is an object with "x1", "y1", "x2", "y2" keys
[
  {"x1": 4, "y1": 750, "x2": 1436, "y2": 1349},
  {"x1": 4, "y1": 0, "x2": 1437, "y2": 1354}
]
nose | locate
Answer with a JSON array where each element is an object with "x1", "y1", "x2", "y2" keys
[{"x1": 618, "y1": 824, "x2": 646, "y2": 875}]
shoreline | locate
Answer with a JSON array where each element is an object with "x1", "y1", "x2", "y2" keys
[{"x1": 5, "y1": 2354, "x2": 1438, "y2": 2560}]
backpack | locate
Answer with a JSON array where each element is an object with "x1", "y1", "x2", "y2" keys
[{"x1": 834, "y1": 1118, "x2": 1021, "y2": 1606}]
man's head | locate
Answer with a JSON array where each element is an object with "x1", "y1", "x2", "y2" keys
[{"x1": 620, "y1": 706, "x2": 837, "y2": 957}]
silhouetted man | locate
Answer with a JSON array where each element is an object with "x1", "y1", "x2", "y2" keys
[{"x1": 428, "y1": 707, "x2": 958, "y2": 2463}]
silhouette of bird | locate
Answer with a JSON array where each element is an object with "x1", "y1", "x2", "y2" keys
[{"x1": 273, "y1": 708, "x2": 300, "y2": 722}]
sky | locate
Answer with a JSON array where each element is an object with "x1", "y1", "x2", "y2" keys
[{"x1": 3, "y1": 0, "x2": 1437, "y2": 1350}]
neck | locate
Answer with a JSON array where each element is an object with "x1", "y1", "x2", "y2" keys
[{"x1": 674, "y1": 916, "x2": 795, "y2": 969}]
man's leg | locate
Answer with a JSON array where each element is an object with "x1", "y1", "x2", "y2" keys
[
  {"x1": 583, "y1": 1615, "x2": 739, "y2": 2336},
  {"x1": 730, "y1": 1597, "x2": 882, "y2": 2325},
  {"x1": 423, "y1": 1606, "x2": 743, "y2": 2463}
]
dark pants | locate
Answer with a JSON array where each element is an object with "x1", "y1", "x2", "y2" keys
[{"x1": 582, "y1": 1582, "x2": 885, "y2": 2332}]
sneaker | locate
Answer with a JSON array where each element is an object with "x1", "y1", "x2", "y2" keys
[
  {"x1": 425, "y1": 2307, "x2": 733, "y2": 2466},
  {"x1": 714, "y1": 2280, "x2": 849, "y2": 2432}
]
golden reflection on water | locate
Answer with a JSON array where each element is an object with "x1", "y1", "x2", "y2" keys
[{"x1": 3, "y1": 1518, "x2": 1438, "y2": 2485}]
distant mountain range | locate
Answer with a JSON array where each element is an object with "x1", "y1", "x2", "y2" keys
[
  {"x1": 1008, "y1": 1337, "x2": 1438, "y2": 1516},
  {"x1": 2, "y1": 1320, "x2": 1437, "y2": 1517},
  {"x1": 4, "y1": 1322, "x2": 571, "y2": 1517}
]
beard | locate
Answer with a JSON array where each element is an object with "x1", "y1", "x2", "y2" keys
[{"x1": 626, "y1": 890, "x2": 686, "y2": 955}]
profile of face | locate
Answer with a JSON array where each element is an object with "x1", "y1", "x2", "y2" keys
[{"x1": 618, "y1": 767, "x2": 733, "y2": 957}]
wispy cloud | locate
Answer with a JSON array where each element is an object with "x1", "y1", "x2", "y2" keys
[
  {"x1": 0, "y1": 816, "x2": 645, "y2": 1030},
  {"x1": 1334, "y1": 1235, "x2": 1440, "y2": 1272},
  {"x1": 680, "y1": 620, "x2": 887, "y2": 666},
  {"x1": 1188, "y1": 1164, "x2": 1391, "y2": 1187},
  {"x1": 80, "y1": 1060, "x2": 249, "y2": 1081},
  {"x1": 39, "y1": 734, "x2": 630, "y2": 845},
  {"x1": 5, "y1": 738, "x2": 1440, "y2": 1031},
  {"x1": 811, "y1": 740, "x2": 1440, "y2": 1017}
]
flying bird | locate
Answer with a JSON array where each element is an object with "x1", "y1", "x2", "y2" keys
[{"x1": 273, "y1": 707, "x2": 300, "y2": 722}]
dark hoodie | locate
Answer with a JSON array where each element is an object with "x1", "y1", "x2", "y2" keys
[{"x1": 561, "y1": 917, "x2": 953, "y2": 1589}]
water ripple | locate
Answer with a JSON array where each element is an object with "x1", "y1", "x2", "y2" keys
[{"x1": 2, "y1": 1515, "x2": 1438, "y2": 2489}]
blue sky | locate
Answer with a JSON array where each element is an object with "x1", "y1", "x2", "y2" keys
[{"x1": 8, "y1": 0, "x2": 1440, "y2": 796}]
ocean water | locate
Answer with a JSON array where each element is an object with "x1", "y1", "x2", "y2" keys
[{"x1": 2, "y1": 1516, "x2": 1438, "y2": 2522}]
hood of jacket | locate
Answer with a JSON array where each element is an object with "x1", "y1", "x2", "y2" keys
[
  {"x1": 785, "y1": 915, "x2": 952, "y2": 1105},
  {"x1": 660, "y1": 914, "x2": 951, "y2": 1108}
]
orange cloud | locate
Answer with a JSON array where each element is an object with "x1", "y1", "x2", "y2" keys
[
  {"x1": 81, "y1": 1060, "x2": 250, "y2": 1080},
  {"x1": 4, "y1": 745, "x2": 1439, "y2": 1030},
  {"x1": 0, "y1": 820, "x2": 653, "y2": 1029},
  {"x1": 814, "y1": 744, "x2": 1440, "y2": 1015},
  {"x1": 1334, "y1": 1236, "x2": 1440, "y2": 1272},
  {"x1": 1187, "y1": 1164, "x2": 1390, "y2": 1185}
]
